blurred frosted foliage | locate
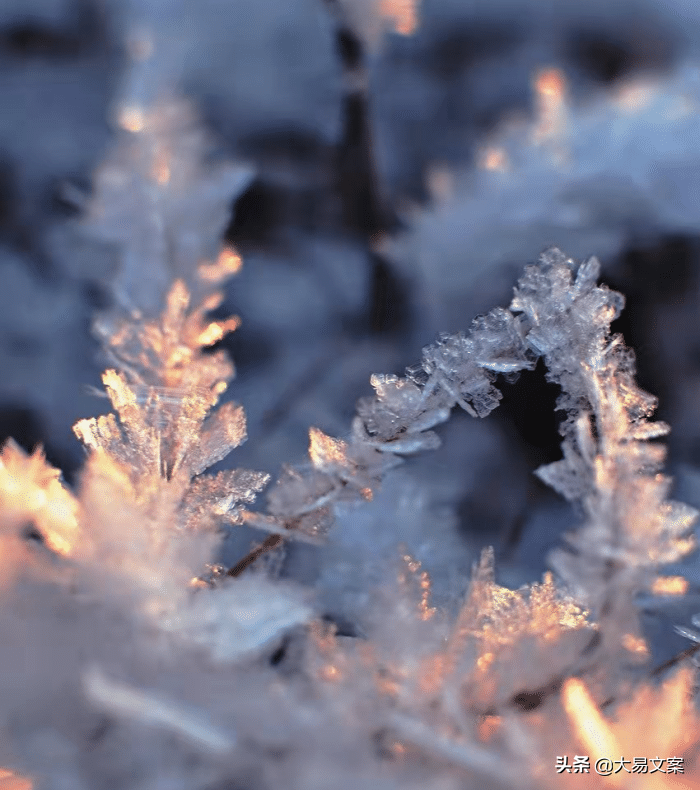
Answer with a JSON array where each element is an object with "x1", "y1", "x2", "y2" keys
[
  {"x1": 107, "y1": 0, "x2": 343, "y2": 142},
  {"x1": 368, "y1": 0, "x2": 695, "y2": 200},
  {"x1": 386, "y1": 60, "x2": 700, "y2": 333},
  {"x1": 81, "y1": 96, "x2": 253, "y2": 315},
  {"x1": 68, "y1": 276, "x2": 282, "y2": 643},
  {"x1": 333, "y1": 0, "x2": 419, "y2": 49},
  {"x1": 315, "y1": 474, "x2": 471, "y2": 623}
]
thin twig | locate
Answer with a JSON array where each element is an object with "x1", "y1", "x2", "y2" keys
[
  {"x1": 226, "y1": 534, "x2": 283, "y2": 577},
  {"x1": 650, "y1": 642, "x2": 700, "y2": 678}
]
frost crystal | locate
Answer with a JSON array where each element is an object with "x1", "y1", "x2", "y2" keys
[
  {"x1": 447, "y1": 548, "x2": 593, "y2": 711},
  {"x1": 82, "y1": 96, "x2": 252, "y2": 316},
  {"x1": 511, "y1": 251, "x2": 696, "y2": 663},
  {"x1": 256, "y1": 249, "x2": 694, "y2": 679},
  {"x1": 69, "y1": 277, "x2": 272, "y2": 634},
  {"x1": 65, "y1": 88, "x2": 288, "y2": 644},
  {"x1": 0, "y1": 439, "x2": 78, "y2": 555}
]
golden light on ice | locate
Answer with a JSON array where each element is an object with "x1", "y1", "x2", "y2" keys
[
  {"x1": 531, "y1": 67, "x2": 568, "y2": 153},
  {"x1": 308, "y1": 427, "x2": 349, "y2": 470},
  {"x1": 0, "y1": 768, "x2": 32, "y2": 790},
  {"x1": 0, "y1": 442, "x2": 79, "y2": 556},
  {"x1": 621, "y1": 633, "x2": 649, "y2": 656},
  {"x1": 652, "y1": 575, "x2": 688, "y2": 595},
  {"x1": 535, "y1": 68, "x2": 566, "y2": 99},
  {"x1": 562, "y1": 678, "x2": 623, "y2": 784},
  {"x1": 198, "y1": 248, "x2": 243, "y2": 282}
]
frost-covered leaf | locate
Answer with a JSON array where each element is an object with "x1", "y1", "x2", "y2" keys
[
  {"x1": 82, "y1": 96, "x2": 253, "y2": 316},
  {"x1": 308, "y1": 427, "x2": 352, "y2": 474},
  {"x1": 449, "y1": 549, "x2": 594, "y2": 710},
  {"x1": 160, "y1": 576, "x2": 313, "y2": 662}
]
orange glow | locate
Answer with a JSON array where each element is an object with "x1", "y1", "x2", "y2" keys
[
  {"x1": 531, "y1": 67, "x2": 568, "y2": 150},
  {"x1": 622, "y1": 633, "x2": 649, "y2": 656},
  {"x1": 0, "y1": 768, "x2": 32, "y2": 790},
  {"x1": 478, "y1": 146, "x2": 509, "y2": 172},
  {"x1": 320, "y1": 664, "x2": 341, "y2": 681},
  {"x1": 418, "y1": 570, "x2": 436, "y2": 620},
  {"x1": 535, "y1": 68, "x2": 566, "y2": 99},
  {"x1": 308, "y1": 427, "x2": 349, "y2": 470},
  {"x1": 117, "y1": 104, "x2": 146, "y2": 133},
  {"x1": 198, "y1": 248, "x2": 243, "y2": 282},
  {"x1": 380, "y1": 0, "x2": 418, "y2": 35},
  {"x1": 562, "y1": 678, "x2": 623, "y2": 785},
  {"x1": 401, "y1": 552, "x2": 421, "y2": 574},
  {"x1": 196, "y1": 316, "x2": 241, "y2": 347},
  {"x1": 0, "y1": 442, "x2": 79, "y2": 556},
  {"x1": 652, "y1": 575, "x2": 688, "y2": 596},
  {"x1": 476, "y1": 652, "x2": 494, "y2": 672},
  {"x1": 202, "y1": 292, "x2": 224, "y2": 312},
  {"x1": 360, "y1": 487, "x2": 373, "y2": 501},
  {"x1": 151, "y1": 149, "x2": 171, "y2": 185},
  {"x1": 218, "y1": 247, "x2": 243, "y2": 273},
  {"x1": 477, "y1": 715, "x2": 502, "y2": 742}
]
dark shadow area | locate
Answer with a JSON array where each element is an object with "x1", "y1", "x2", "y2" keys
[{"x1": 565, "y1": 24, "x2": 677, "y2": 84}]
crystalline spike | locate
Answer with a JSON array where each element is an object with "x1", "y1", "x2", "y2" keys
[
  {"x1": 308, "y1": 427, "x2": 351, "y2": 472},
  {"x1": 185, "y1": 402, "x2": 248, "y2": 477},
  {"x1": 0, "y1": 439, "x2": 79, "y2": 555},
  {"x1": 573, "y1": 256, "x2": 601, "y2": 294}
]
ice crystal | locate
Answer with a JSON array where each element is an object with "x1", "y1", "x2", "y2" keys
[
  {"x1": 445, "y1": 548, "x2": 594, "y2": 712},
  {"x1": 0, "y1": 439, "x2": 78, "y2": 556},
  {"x1": 512, "y1": 250, "x2": 697, "y2": 667},
  {"x1": 258, "y1": 247, "x2": 696, "y2": 628},
  {"x1": 69, "y1": 277, "x2": 271, "y2": 632},
  {"x1": 56, "y1": 66, "x2": 317, "y2": 656},
  {"x1": 255, "y1": 303, "x2": 535, "y2": 537},
  {"x1": 82, "y1": 95, "x2": 252, "y2": 316},
  {"x1": 560, "y1": 668, "x2": 698, "y2": 787},
  {"x1": 307, "y1": 546, "x2": 594, "y2": 785}
]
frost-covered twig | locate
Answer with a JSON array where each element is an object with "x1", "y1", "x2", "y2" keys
[
  {"x1": 251, "y1": 249, "x2": 695, "y2": 666},
  {"x1": 518, "y1": 251, "x2": 696, "y2": 666},
  {"x1": 58, "y1": 37, "x2": 308, "y2": 652},
  {"x1": 83, "y1": 665, "x2": 236, "y2": 753},
  {"x1": 246, "y1": 277, "x2": 536, "y2": 541}
]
